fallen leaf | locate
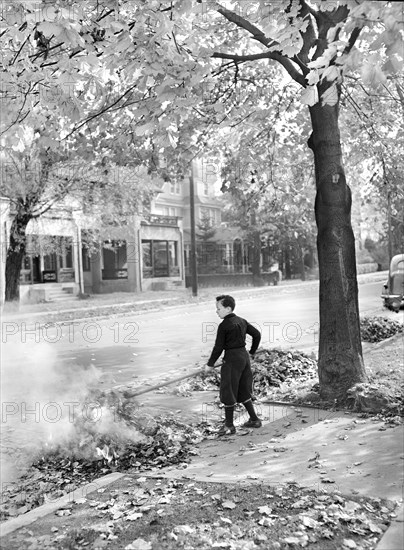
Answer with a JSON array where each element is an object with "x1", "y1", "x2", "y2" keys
[
  {"x1": 125, "y1": 539, "x2": 152, "y2": 550},
  {"x1": 222, "y1": 500, "x2": 236, "y2": 509},
  {"x1": 220, "y1": 516, "x2": 232, "y2": 524},
  {"x1": 126, "y1": 512, "x2": 143, "y2": 521},
  {"x1": 342, "y1": 539, "x2": 357, "y2": 549},
  {"x1": 300, "y1": 515, "x2": 319, "y2": 528},
  {"x1": 258, "y1": 505, "x2": 272, "y2": 515}
]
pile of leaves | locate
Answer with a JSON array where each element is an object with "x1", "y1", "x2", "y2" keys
[
  {"x1": 360, "y1": 316, "x2": 403, "y2": 343},
  {"x1": 2, "y1": 477, "x2": 397, "y2": 550},
  {"x1": 0, "y1": 392, "x2": 205, "y2": 522},
  {"x1": 347, "y1": 382, "x2": 404, "y2": 417},
  {"x1": 186, "y1": 349, "x2": 319, "y2": 405}
]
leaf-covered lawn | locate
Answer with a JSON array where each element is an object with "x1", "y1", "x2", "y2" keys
[{"x1": 3, "y1": 477, "x2": 397, "y2": 550}]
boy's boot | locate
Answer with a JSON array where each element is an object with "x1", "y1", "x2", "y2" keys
[
  {"x1": 242, "y1": 399, "x2": 262, "y2": 428},
  {"x1": 218, "y1": 405, "x2": 236, "y2": 435}
]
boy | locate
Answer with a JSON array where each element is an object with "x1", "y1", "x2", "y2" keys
[{"x1": 206, "y1": 294, "x2": 262, "y2": 436}]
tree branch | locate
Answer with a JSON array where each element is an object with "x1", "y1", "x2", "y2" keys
[
  {"x1": 296, "y1": 0, "x2": 318, "y2": 68},
  {"x1": 216, "y1": 3, "x2": 277, "y2": 50},
  {"x1": 62, "y1": 83, "x2": 144, "y2": 140},
  {"x1": 212, "y1": 51, "x2": 274, "y2": 62},
  {"x1": 343, "y1": 26, "x2": 362, "y2": 55},
  {"x1": 212, "y1": 3, "x2": 305, "y2": 86},
  {"x1": 10, "y1": 33, "x2": 31, "y2": 65},
  {"x1": 212, "y1": 51, "x2": 306, "y2": 86}
]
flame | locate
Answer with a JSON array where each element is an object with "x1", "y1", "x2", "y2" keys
[{"x1": 96, "y1": 444, "x2": 118, "y2": 463}]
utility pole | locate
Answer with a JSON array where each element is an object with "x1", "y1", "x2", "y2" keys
[
  {"x1": 383, "y1": 158, "x2": 393, "y2": 263},
  {"x1": 189, "y1": 161, "x2": 198, "y2": 296}
]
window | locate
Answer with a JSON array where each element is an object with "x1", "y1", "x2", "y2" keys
[
  {"x1": 169, "y1": 180, "x2": 181, "y2": 194},
  {"x1": 102, "y1": 240, "x2": 127, "y2": 279},
  {"x1": 142, "y1": 240, "x2": 152, "y2": 278},
  {"x1": 64, "y1": 240, "x2": 73, "y2": 268},
  {"x1": 163, "y1": 206, "x2": 176, "y2": 216},
  {"x1": 44, "y1": 253, "x2": 56, "y2": 271},
  {"x1": 142, "y1": 240, "x2": 179, "y2": 278},
  {"x1": 81, "y1": 246, "x2": 91, "y2": 272}
]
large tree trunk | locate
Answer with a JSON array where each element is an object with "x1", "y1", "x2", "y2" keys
[
  {"x1": 309, "y1": 100, "x2": 367, "y2": 402},
  {"x1": 5, "y1": 212, "x2": 32, "y2": 303}
]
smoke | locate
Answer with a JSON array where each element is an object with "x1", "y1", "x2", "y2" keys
[{"x1": 0, "y1": 339, "x2": 105, "y2": 483}]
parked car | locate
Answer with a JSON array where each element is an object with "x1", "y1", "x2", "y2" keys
[{"x1": 381, "y1": 253, "x2": 404, "y2": 311}]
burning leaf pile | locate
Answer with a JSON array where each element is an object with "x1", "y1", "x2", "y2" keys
[
  {"x1": 2, "y1": 477, "x2": 397, "y2": 550},
  {"x1": 0, "y1": 391, "x2": 205, "y2": 522}
]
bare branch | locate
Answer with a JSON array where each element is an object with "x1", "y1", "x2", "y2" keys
[
  {"x1": 62, "y1": 83, "x2": 140, "y2": 140},
  {"x1": 212, "y1": 51, "x2": 273, "y2": 62},
  {"x1": 10, "y1": 33, "x2": 31, "y2": 65},
  {"x1": 216, "y1": 3, "x2": 277, "y2": 49},
  {"x1": 212, "y1": 51, "x2": 306, "y2": 86},
  {"x1": 343, "y1": 26, "x2": 362, "y2": 55},
  {"x1": 212, "y1": 3, "x2": 306, "y2": 86}
]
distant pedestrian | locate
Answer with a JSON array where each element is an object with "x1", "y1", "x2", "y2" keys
[{"x1": 206, "y1": 294, "x2": 262, "y2": 436}]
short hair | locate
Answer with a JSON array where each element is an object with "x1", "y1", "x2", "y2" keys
[{"x1": 216, "y1": 294, "x2": 235, "y2": 311}]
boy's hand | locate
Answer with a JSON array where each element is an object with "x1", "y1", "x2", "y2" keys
[{"x1": 204, "y1": 364, "x2": 215, "y2": 374}]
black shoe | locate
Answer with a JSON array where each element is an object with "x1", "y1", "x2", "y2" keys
[
  {"x1": 243, "y1": 418, "x2": 262, "y2": 428},
  {"x1": 217, "y1": 424, "x2": 236, "y2": 436}
]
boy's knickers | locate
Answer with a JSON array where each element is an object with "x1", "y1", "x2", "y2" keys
[{"x1": 220, "y1": 348, "x2": 253, "y2": 406}]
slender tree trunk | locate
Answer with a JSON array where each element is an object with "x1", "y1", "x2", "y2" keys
[
  {"x1": 309, "y1": 99, "x2": 367, "y2": 402},
  {"x1": 284, "y1": 244, "x2": 291, "y2": 279},
  {"x1": 251, "y1": 229, "x2": 263, "y2": 285},
  {"x1": 299, "y1": 243, "x2": 306, "y2": 281},
  {"x1": 250, "y1": 208, "x2": 263, "y2": 285},
  {"x1": 5, "y1": 212, "x2": 32, "y2": 303}
]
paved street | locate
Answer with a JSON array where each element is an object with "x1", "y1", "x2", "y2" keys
[{"x1": 2, "y1": 281, "x2": 387, "y2": 387}]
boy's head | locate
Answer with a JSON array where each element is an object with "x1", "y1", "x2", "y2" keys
[{"x1": 215, "y1": 295, "x2": 235, "y2": 319}]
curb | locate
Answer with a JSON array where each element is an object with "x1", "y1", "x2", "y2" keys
[
  {"x1": 375, "y1": 503, "x2": 404, "y2": 550},
  {"x1": 0, "y1": 472, "x2": 124, "y2": 538}
]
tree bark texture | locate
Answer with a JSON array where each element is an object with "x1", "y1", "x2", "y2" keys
[
  {"x1": 5, "y1": 212, "x2": 31, "y2": 302},
  {"x1": 309, "y1": 100, "x2": 367, "y2": 402}
]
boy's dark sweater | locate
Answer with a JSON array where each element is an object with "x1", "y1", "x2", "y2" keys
[{"x1": 207, "y1": 312, "x2": 261, "y2": 366}]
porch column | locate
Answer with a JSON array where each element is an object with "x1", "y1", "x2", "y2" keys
[
  {"x1": 74, "y1": 225, "x2": 84, "y2": 294},
  {"x1": 127, "y1": 219, "x2": 141, "y2": 293},
  {"x1": 91, "y1": 244, "x2": 102, "y2": 294}
]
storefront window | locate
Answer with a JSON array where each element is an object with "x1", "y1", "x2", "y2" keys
[
  {"x1": 153, "y1": 241, "x2": 169, "y2": 277},
  {"x1": 142, "y1": 240, "x2": 152, "y2": 278},
  {"x1": 168, "y1": 241, "x2": 179, "y2": 275},
  {"x1": 102, "y1": 240, "x2": 127, "y2": 279},
  {"x1": 142, "y1": 240, "x2": 179, "y2": 278}
]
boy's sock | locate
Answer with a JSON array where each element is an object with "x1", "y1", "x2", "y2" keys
[
  {"x1": 243, "y1": 399, "x2": 258, "y2": 421},
  {"x1": 224, "y1": 405, "x2": 235, "y2": 426}
]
